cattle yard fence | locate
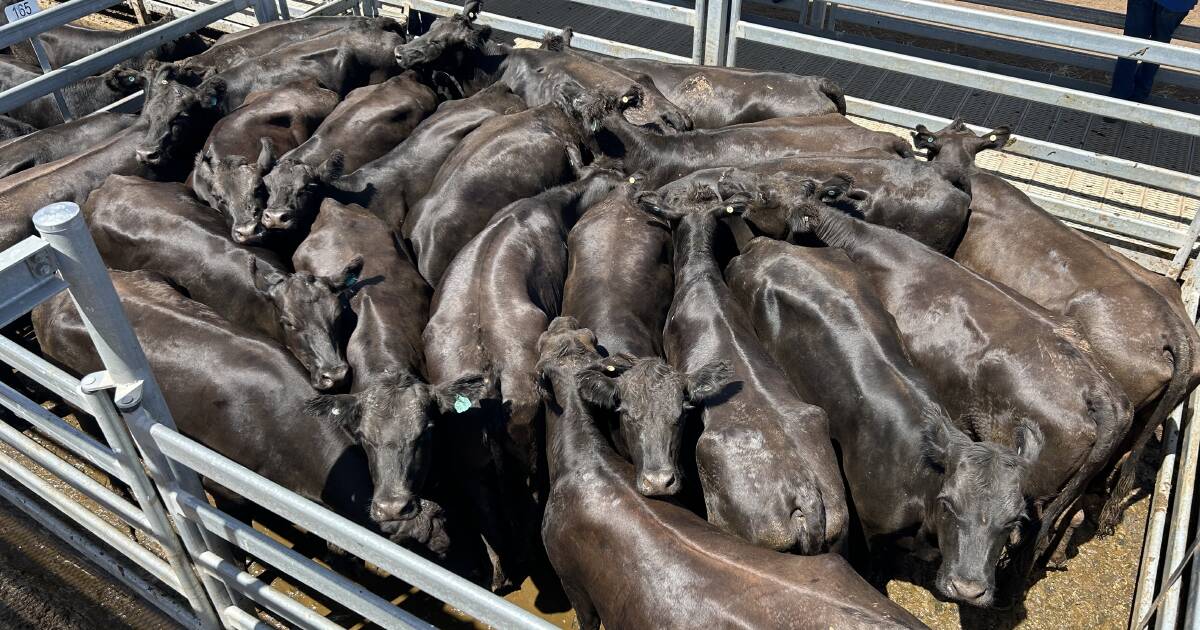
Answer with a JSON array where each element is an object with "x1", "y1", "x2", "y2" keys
[{"x1": 0, "y1": 0, "x2": 1198, "y2": 628}]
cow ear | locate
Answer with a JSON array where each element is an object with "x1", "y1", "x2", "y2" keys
[
  {"x1": 980, "y1": 126, "x2": 1011, "y2": 152},
  {"x1": 249, "y1": 257, "x2": 285, "y2": 295},
  {"x1": 256, "y1": 138, "x2": 276, "y2": 174},
  {"x1": 1013, "y1": 420, "x2": 1044, "y2": 466},
  {"x1": 576, "y1": 368, "x2": 620, "y2": 409},
  {"x1": 331, "y1": 254, "x2": 365, "y2": 291},
  {"x1": 921, "y1": 406, "x2": 970, "y2": 468},
  {"x1": 435, "y1": 373, "x2": 488, "y2": 414},
  {"x1": 319, "y1": 151, "x2": 345, "y2": 183},
  {"x1": 633, "y1": 191, "x2": 686, "y2": 223},
  {"x1": 305, "y1": 394, "x2": 360, "y2": 430},
  {"x1": 817, "y1": 173, "x2": 855, "y2": 202},
  {"x1": 462, "y1": 0, "x2": 481, "y2": 20},
  {"x1": 686, "y1": 361, "x2": 733, "y2": 404},
  {"x1": 911, "y1": 124, "x2": 938, "y2": 150},
  {"x1": 199, "y1": 78, "x2": 226, "y2": 110}
]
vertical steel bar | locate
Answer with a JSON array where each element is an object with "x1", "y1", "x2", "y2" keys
[
  {"x1": 251, "y1": 0, "x2": 279, "y2": 23},
  {"x1": 31, "y1": 202, "x2": 243, "y2": 623},
  {"x1": 27, "y1": 38, "x2": 73, "y2": 121},
  {"x1": 1132, "y1": 408, "x2": 1182, "y2": 628},
  {"x1": 724, "y1": 0, "x2": 742, "y2": 67},
  {"x1": 810, "y1": 0, "x2": 828, "y2": 28},
  {"x1": 1157, "y1": 400, "x2": 1199, "y2": 630},
  {"x1": 703, "y1": 0, "x2": 729, "y2": 65},
  {"x1": 82, "y1": 387, "x2": 229, "y2": 630},
  {"x1": 277, "y1": 0, "x2": 291, "y2": 19},
  {"x1": 691, "y1": 0, "x2": 707, "y2": 64}
]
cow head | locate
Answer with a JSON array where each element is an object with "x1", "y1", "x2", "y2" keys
[
  {"x1": 305, "y1": 370, "x2": 486, "y2": 526},
  {"x1": 576, "y1": 355, "x2": 732, "y2": 496},
  {"x1": 192, "y1": 138, "x2": 275, "y2": 244},
  {"x1": 393, "y1": 1, "x2": 492, "y2": 72},
  {"x1": 922, "y1": 408, "x2": 1042, "y2": 608},
  {"x1": 250, "y1": 255, "x2": 361, "y2": 391},
  {"x1": 136, "y1": 62, "x2": 225, "y2": 167},
  {"x1": 555, "y1": 79, "x2": 630, "y2": 135},
  {"x1": 911, "y1": 119, "x2": 1011, "y2": 169},
  {"x1": 261, "y1": 152, "x2": 344, "y2": 233}
]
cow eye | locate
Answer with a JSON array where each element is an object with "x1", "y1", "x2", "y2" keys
[{"x1": 938, "y1": 497, "x2": 957, "y2": 515}]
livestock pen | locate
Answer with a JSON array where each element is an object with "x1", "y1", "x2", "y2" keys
[{"x1": 0, "y1": 0, "x2": 1198, "y2": 628}]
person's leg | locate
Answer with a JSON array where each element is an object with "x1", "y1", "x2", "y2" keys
[
  {"x1": 1132, "y1": 5, "x2": 1191, "y2": 101},
  {"x1": 1111, "y1": 0, "x2": 1155, "y2": 99}
]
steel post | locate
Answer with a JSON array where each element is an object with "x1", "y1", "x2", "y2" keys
[
  {"x1": 31, "y1": 202, "x2": 243, "y2": 624},
  {"x1": 725, "y1": 0, "x2": 742, "y2": 67},
  {"x1": 703, "y1": 0, "x2": 729, "y2": 65}
]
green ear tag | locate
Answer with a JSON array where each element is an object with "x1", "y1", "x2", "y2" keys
[{"x1": 453, "y1": 395, "x2": 471, "y2": 414}]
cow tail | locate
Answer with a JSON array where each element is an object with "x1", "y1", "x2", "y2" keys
[
  {"x1": 1099, "y1": 326, "x2": 1193, "y2": 534},
  {"x1": 820, "y1": 79, "x2": 846, "y2": 115}
]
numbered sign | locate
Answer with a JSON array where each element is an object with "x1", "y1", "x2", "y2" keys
[{"x1": 3, "y1": 0, "x2": 41, "y2": 23}]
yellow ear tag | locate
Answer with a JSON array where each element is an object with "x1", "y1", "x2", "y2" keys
[
  {"x1": 605, "y1": 365, "x2": 616, "y2": 372},
  {"x1": 627, "y1": 177, "x2": 636, "y2": 184},
  {"x1": 988, "y1": 134, "x2": 997, "y2": 141},
  {"x1": 725, "y1": 206, "x2": 735, "y2": 214},
  {"x1": 621, "y1": 96, "x2": 630, "y2": 103}
]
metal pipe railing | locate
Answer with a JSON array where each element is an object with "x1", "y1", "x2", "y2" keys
[
  {"x1": 0, "y1": 0, "x2": 127, "y2": 49},
  {"x1": 0, "y1": 379, "x2": 125, "y2": 479}
]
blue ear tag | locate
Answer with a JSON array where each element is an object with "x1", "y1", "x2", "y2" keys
[{"x1": 453, "y1": 395, "x2": 471, "y2": 414}]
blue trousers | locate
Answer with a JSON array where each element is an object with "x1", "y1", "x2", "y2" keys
[{"x1": 1110, "y1": 0, "x2": 1191, "y2": 101}]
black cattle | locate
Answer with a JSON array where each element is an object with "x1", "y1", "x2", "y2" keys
[
  {"x1": 728, "y1": 237, "x2": 1042, "y2": 605},
  {"x1": 609, "y1": 59, "x2": 844, "y2": 128},
  {"x1": 82, "y1": 176, "x2": 358, "y2": 392},
  {"x1": 561, "y1": 181, "x2": 716, "y2": 497},
  {"x1": 914, "y1": 121, "x2": 1200, "y2": 532},
  {"x1": 424, "y1": 170, "x2": 619, "y2": 468},
  {"x1": 0, "y1": 115, "x2": 36, "y2": 143},
  {"x1": 32, "y1": 269, "x2": 447, "y2": 551},
  {"x1": 658, "y1": 154, "x2": 971, "y2": 254},
  {"x1": 636, "y1": 197, "x2": 848, "y2": 555},
  {"x1": 0, "y1": 61, "x2": 143, "y2": 128},
  {"x1": 294, "y1": 199, "x2": 485, "y2": 529},
  {"x1": 10, "y1": 18, "x2": 207, "y2": 69},
  {"x1": 0, "y1": 113, "x2": 136, "y2": 179},
  {"x1": 191, "y1": 80, "x2": 339, "y2": 243},
  {"x1": 331, "y1": 82, "x2": 525, "y2": 229},
  {"x1": 136, "y1": 19, "x2": 402, "y2": 168},
  {"x1": 260, "y1": 72, "x2": 437, "y2": 236},
  {"x1": 0, "y1": 120, "x2": 160, "y2": 252},
  {"x1": 536, "y1": 317, "x2": 928, "y2": 630},
  {"x1": 393, "y1": 5, "x2": 690, "y2": 132},
  {"x1": 184, "y1": 15, "x2": 394, "y2": 73},
  {"x1": 786, "y1": 198, "x2": 1132, "y2": 603},
  {"x1": 603, "y1": 112, "x2": 912, "y2": 189},
  {"x1": 403, "y1": 83, "x2": 620, "y2": 286}
]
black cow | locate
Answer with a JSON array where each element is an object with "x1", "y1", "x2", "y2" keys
[
  {"x1": 0, "y1": 61, "x2": 143, "y2": 128},
  {"x1": 728, "y1": 237, "x2": 1042, "y2": 605},
  {"x1": 294, "y1": 199, "x2": 485, "y2": 532},
  {"x1": 0, "y1": 120, "x2": 161, "y2": 253},
  {"x1": 603, "y1": 112, "x2": 912, "y2": 188},
  {"x1": 786, "y1": 198, "x2": 1133, "y2": 604},
  {"x1": 331, "y1": 82, "x2": 525, "y2": 229},
  {"x1": 184, "y1": 15, "x2": 397, "y2": 73},
  {"x1": 536, "y1": 317, "x2": 928, "y2": 630},
  {"x1": 403, "y1": 83, "x2": 620, "y2": 286},
  {"x1": 658, "y1": 154, "x2": 971, "y2": 254},
  {"x1": 32, "y1": 269, "x2": 446, "y2": 550},
  {"x1": 260, "y1": 72, "x2": 437, "y2": 236},
  {"x1": 11, "y1": 18, "x2": 208, "y2": 69},
  {"x1": 914, "y1": 121, "x2": 1200, "y2": 532},
  {"x1": 136, "y1": 19, "x2": 402, "y2": 168},
  {"x1": 393, "y1": 4, "x2": 691, "y2": 132},
  {"x1": 635, "y1": 196, "x2": 848, "y2": 555},
  {"x1": 191, "y1": 80, "x2": 340, "y2": 243},
  {"x1": 0, "y1": 113, "x2": 135, "y2": 179},
  {"x1": 82, "y1": 175, "x2": 358, "y2": 392}
]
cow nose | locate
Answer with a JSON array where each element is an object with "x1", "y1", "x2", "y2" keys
[
  {"x1": 136, "y1": 148, "x2": 161, "y2": 164},
  {"x1": 373, "y1": 495, "x2": 418, "y2": 522},
  {"x1": 637, "y1": 470, "x2": 677, "y2": 496},
  {"x1": 950, "y1": 578, "x2": 988, "y2": 601},
  {"x1": 263, "y1": 211, "x2": 291, "y2": 229},
  {"x1": 232, "y1": 224, "x2": 261, "y2": 244},
  {"x1": 316, "y1": 365, "x2": 349, "y2": 390}
]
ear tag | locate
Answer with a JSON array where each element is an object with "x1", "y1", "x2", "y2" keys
[
  {"x1": 605, "y1": 365, "x2": 616, "y2": 372},
  {"x1": 453, "y1": 395, "x2": 471, "y2": 413},
  {"x1": 725, "y1": 206, "x2": 735, "y2": 214},
  {"x1": 209, "y1": 96, "x2": 219, "y2": 107},
  {"x1": 988, "y1": 134, "x2": 997, "y2": 141},
  {"x1": 468, "y1": 11, "x2": 476, "y2": 18},
  {"x1": 345, "y1": 274, "x2": 358, "y2": 287},
  {"x1": 331, "y1": 407, "x2": 342, "y2": 416},
  {"x1": 627, "y1": 177, "x2": 636, "y2": 184},
  {"x1": 160, "y1": 79, "x2": 169, "y2": 85}
]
